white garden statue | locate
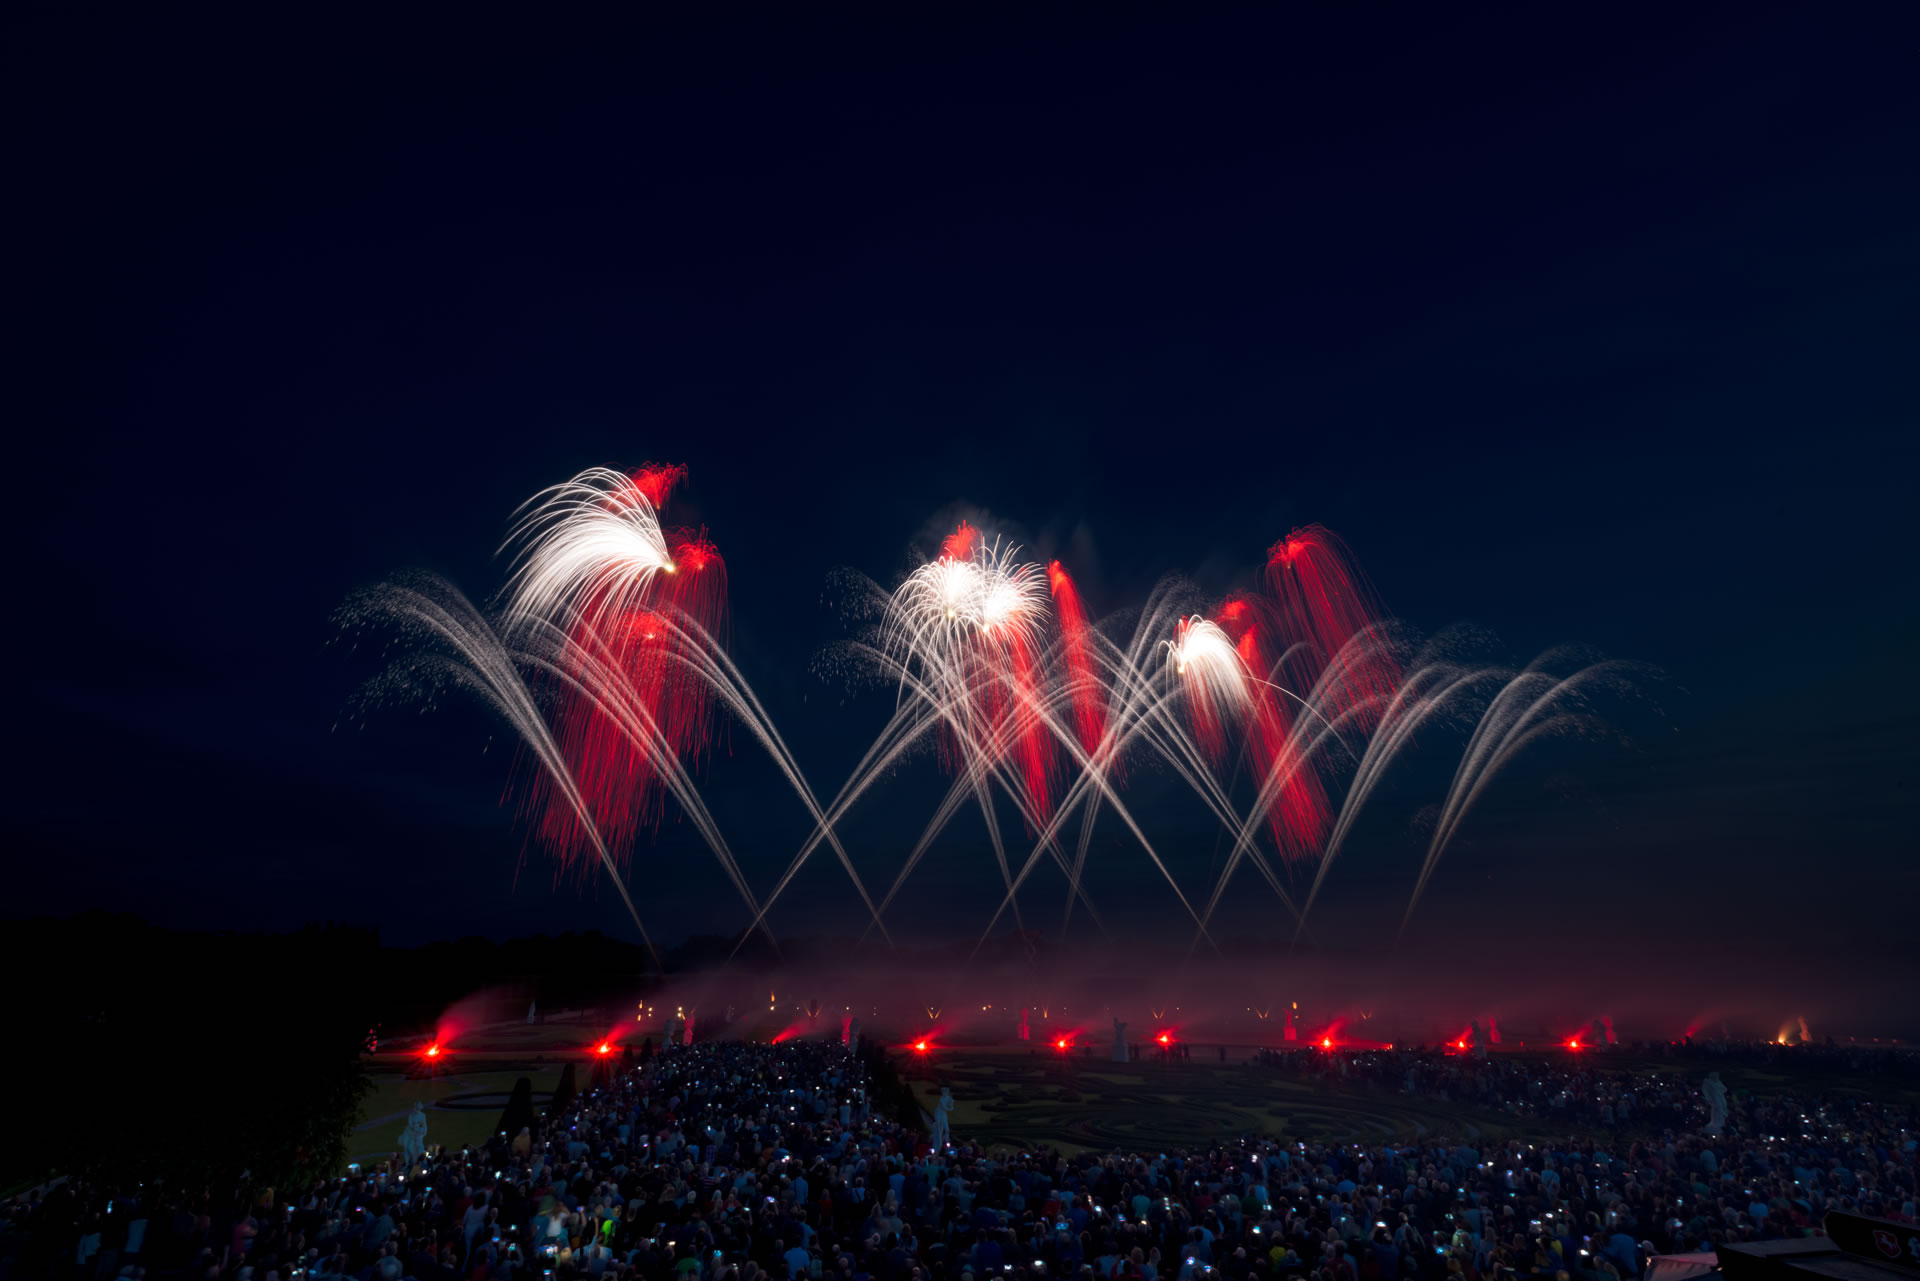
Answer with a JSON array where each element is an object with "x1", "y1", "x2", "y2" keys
[
  {"x1": 397, "y1": 1102, "x2": 428, "y2": 1165},
  {"x1": 1111, "y1": 1015, "x2": 1129, "y2": 1063},
  {"x1": 929, "y1": 1087, "x2": 954, "y2": 1149},
  {"x1": 1702, "y1": 1071, "x2": 1728, "y2": 1136}
]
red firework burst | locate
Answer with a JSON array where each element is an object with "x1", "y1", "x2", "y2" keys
[
  {"x1": 1214, "y1": 594, "x2": 1331, "y2": 859},
  {"x1": 1264, "y1": 525, "x2": 1399, "y2": 723},
  {"x1": 940, "y1": 520, "x2": 980, "y2": 562},
  {"x1": 631, "y1": 462, "x2": 687, "y2": 510},
  {"x1": 534, "y1": 469, "x2": 728, "y2": 870},
  {"x1": 1047, "y1": 560, "x2": 1105, "y2": 760}
]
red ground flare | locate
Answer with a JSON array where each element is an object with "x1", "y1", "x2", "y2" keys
[
  {"x1": 1047, "y1": 561, "x2": 1105, "y2": 759},
  {"x1": 533, "y1": 531, "x2": 730, "y2": 872},
  {"x1": 631, "y1": 462, "x2": 688, "y2": 510},
  {"x1": 940, "y1": 520, "x2": 980, "y2": 562},
  {"x1": 1263, "y1": 525, "x2": 1399, "y2": 724}
]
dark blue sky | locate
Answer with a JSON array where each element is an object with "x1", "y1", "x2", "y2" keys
[{"x1": 8, "y1": 8, "x2": 1917, "y2": 977}]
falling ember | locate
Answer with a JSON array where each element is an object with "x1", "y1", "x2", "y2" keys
[
  {"x1": 941, "y1": 520, "x2": 981, "y2": 562},
  {"x1": 1167, "y1": 615, "x2": 1250, "y2": 764},
  {"x1": 1214, "y1": 594, "x2": 1331, "y2": 859},
  {"x1": 886, "y1": 524, "x2": 1056, "y2": 828},
  {"x1": 1048, "y1": 560, "x2": 1105, "y2": 758},
  {"x1": 1264, "y1": 524, "x2": 1399, "y2": 725},
  {"x1": 631, "y1": 462, "x2": 687, "y2": 510},
  {"x1": 518, "y1": 466, "x2": 732, "y2": 869}
]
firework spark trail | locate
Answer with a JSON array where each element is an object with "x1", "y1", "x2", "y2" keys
[
  {"x1": 884, "y1": 566, "x2": 1259, "y2": 946},
  {"x1": 858, "y1": 667, "x2": 1108, "y2": 939},
  {"x1": 741, "y1": 531, "x2": 1402, "y2": 949},
  {"x1": 752, "y1": 567, "x2": 1192, "y2": 948},
  {"x1": 1032, "y1": 606, "x2": 1334, "y2": 945},
  {"x1": 362, "y1": 465, "x2": 882, "y2": 957},
  {"x1": 844, "y1": 628, "x2": 1105, "y2": 932},
  {"x1": 971, "y1": 590, "x2": 1299, "y2": 951},
  {"x1": 498, "y1": 466, "x2": 678, "y2": 637},
  {"x1": 1156, "y1": 611, "x2": 1372, "y2": 940},
  {"x1": 862, "y1": 753, "x2": 1101, "y2": 942},
  {"x1": 509, "y1": 615, "x2": 775, "y2": 952},
  {"x1": 1402, "y1": 655, "x2": 1631, "y2": 933},
  {"x1": 723, "y1": 663, "x2": 1064, "y2": 957},
  {"x1": 631, "y1": 608, "x2": 894, "y2": 944},
  {"x1": 1288, "y1": 658, "x2": 1506, "y2": 945},
  {"x1": 1167, "y1": 615, "x2": 1249, "y2": 764},
  {"x1": 1057, "y1": 581, "x2": 1201, "y2": 939},
  {"x1": 973, "y1": 701, "x2": 1222, "y2": 956},
  {"x1": 1266, "y1": 524, "x2": 1401, "y2": 725},
  {"x1": 348, "y1": 469, "x2": 1637, "y2": 954},
  {"x1": 726, "y1": 687, "x2": 944, "y2": 953},
  {"x1": 1188, "y1": 626, "x2": 1399, "y2": 939},
  {"x1": 1047, "y1": 560, "x2": 1105, "y2": 758},
  {"x1": 1214, "y1": 595, "x2": 1333, "y2": 859},
  {"x1": 496, "y1": 466, "x2": 729, "y2": 867},
  {"x1": 877, "y1": 528, "x2": 1056, "y2": 929},
  {"x1": 1188, "y1": 695, "x2": 1383, "y2": 945},
  {"x1": 509, "y1": 574, "x2": 897, "y2": 949},
  {"x1": 343, "y1": 575, "x2": 663, "y2": 966}
]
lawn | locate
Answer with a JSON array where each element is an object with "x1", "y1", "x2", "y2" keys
[
  {"x1": 351, "y1": 1063, "x2": 570, "y2": 1166},
  {"x1": 907, "y1": 1049, "x2": 1530, "y2": 1155}
]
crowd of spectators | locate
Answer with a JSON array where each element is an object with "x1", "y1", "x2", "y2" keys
[
  {"x1": 4, "y1": 1036, "x2": 1914, "y2": 1281},
  {"x1": 1255, "y1": 1039, "x2": 1916, "y2": 1134}
]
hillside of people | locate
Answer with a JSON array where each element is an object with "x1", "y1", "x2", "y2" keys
[{"x1": 6, "y1": 1031, "x2": 1914, "y2": 1281}]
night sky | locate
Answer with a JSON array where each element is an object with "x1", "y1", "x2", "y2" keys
[{"x1": 9, "y1": 9, "x2": 1917, "y2": 982}]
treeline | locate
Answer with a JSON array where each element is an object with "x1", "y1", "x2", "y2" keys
[{"x1": 2, "y1": 915, "x2": 376, "y2": 1193}]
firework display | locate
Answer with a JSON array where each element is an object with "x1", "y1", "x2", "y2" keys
[{"x1": 341, "y1": 463, "x2": 1634, "y2": 953}]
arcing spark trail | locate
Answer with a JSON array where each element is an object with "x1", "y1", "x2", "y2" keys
[{"x1": 339, "y1": 464, "x2": 1637, "y2": 954}]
